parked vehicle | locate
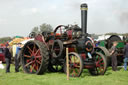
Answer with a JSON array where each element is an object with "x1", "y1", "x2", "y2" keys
[
  {"x1": 0, "y1": 48, "x2": 5, "y2": 62},
  {"x1": 96, "y1": 35, "x2": 125, "y2": 65}
]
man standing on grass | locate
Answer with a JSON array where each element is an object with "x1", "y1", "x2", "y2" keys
[
  {"x1": 110, "y1": 41, "x2": 118, "y2": 71},
  {"x1": 124, "y1": 40, "x2": 128, "y2": 71},
  {"x1": 15, "y1": 43, "x2": 22, "y2": 72},
  {"x1": 4, "y1": 44, "x2": 12, "y2": 73}
]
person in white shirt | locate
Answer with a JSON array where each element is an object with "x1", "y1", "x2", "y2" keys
[{"x1": 0, "y1": 61, "x2": 4, "y2": 69}]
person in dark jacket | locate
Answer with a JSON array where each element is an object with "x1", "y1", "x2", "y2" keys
[
  {"x1": 124, "y1": 40, "x2": 128, "y2": 71},
  {"x1": 4, "y1": 45, "x2": 12, "y2": 73},
  {"x1": 110, "y1": 41, "x2": 118, "y2": 71}
]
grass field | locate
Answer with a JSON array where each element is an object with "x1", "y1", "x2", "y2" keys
[{"x1": 0, "y1": 64, "x2": 128, "y2": 85}]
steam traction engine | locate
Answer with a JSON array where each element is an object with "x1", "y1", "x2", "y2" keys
[{"x1": 20, "y1": 3, "x2": 107, "y2": 77}]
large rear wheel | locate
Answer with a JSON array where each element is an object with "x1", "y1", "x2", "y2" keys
[{"x1": 21, "y1": 40, "x2": 49, "y2": 75}]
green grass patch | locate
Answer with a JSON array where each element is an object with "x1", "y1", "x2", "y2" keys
[{"x1": 0, "y1": 64, "x2": 128, "y2": 85}]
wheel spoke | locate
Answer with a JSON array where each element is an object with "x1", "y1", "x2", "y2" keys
[
  {"x1": 36, "y1": 60, "x2": 41, "y2": 64},
  {"x1": 27, "y1": 46, "x2": 32, "y2": 53},
  {"x1": 99, "y1": 67, "x2": 102, "y2": 73},
  {"x1": 34, "y1": 63, "x2": 39, "y2": 71},
  {"x1": 24, "y1": 54, "x2": 31, "y2": 58},
  {"x1": 36, "y1": 63, "x2": 39, "y2": 70},
  {"x1": 74, "y1": 63, "x2": 80, "y2": 68},
  {"x1": 96, "y1": 56, "x2": 103, "y2": 67},
  {"x1": 71, "y1": 69, "x2": 75, "y2": 76},
  {"x1": 32, "y1": 44, "x2": 37, "y2": 56},
  {"x1": 25, "y1": 61, "x2": 33, "y2": 67},
  {"x1": 97, "y1": 67, "x2": 103, "y2": 73},
  {"x1": 30, "y1": 63, "x2": 35, "y2": 73},
  {"x1": 35, "y1": 55, "x2": 42, "y2": 58},
  {"x1": 34, "y1": 49, "x2": 40, "y2": 56},
  {"x1": 100, "y1": 63, "x2": 104, "y2": 65},
  {"x1": 97, "y1": 58, "x2": 103, "y2": 63},
  {"x1": 26, "y1": 59, "x2": 31, "y2": 63},
  {"x1": 73, "y1": 69, "x2": 78, "y2": 76},
  {"x1": 33, "y1": 44, "x2": 36, "y2": 53},
  {"x1": 76, "y1": 69, "x2": 80, "y2": 74},
  {"x1": 27, "y1": 46, "x2": 33, "y2": 56},
  {"x1": 97, "y1": 66, "x2": 104, "y2": 69}
]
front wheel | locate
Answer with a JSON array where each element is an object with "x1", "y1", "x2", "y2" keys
[
  {"x1": 88, "y1": 52, "x2": 107, "y2": 75},
  {"x1": 64, "y1": 52, "x2": 83, "y2": 77}
]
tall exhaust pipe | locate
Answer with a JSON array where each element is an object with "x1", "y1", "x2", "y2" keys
[{"x1": 81, "y1": 3, "x2": 88, "y2": 37}]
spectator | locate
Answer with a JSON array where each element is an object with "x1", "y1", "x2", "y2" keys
[
  {"x1": 124, "y1": 40, "x2": 128, "y2": 71},
  {"x1": 15, "y1": 43, "x2": 22, "y2": 72},
  {"x1": 95, "y1": 41, "x2": 100, "y2": 47},
  {"x1": 4, "y1": 45, "x2": 12, "y2": 73},
  {"x1": 110, "y1": 41, "x2": 118, "y2": 71}
]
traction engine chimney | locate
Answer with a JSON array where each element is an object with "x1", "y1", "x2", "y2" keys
[{"x1": 81, "y1": 3, "x2": 88, "y2": 37}]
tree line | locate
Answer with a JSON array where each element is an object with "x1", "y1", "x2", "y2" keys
[
  {"x1": 31, "y1": 23, "x2": 53, "y2": 34},
  {"x1": 0, "y1": 23, "x2": 128, "y2": 44},
  {"x1": 0, "y1": 23, "x2": 53, "y2": 44}
]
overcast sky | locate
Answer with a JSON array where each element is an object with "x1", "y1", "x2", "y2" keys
[{"x1": 0, "y1": 0, "x2": 128, "y2": 37}]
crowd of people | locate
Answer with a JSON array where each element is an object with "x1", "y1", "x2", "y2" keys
[{"x1": 0, "y1": 43, "x2": 22, "y2": 73}]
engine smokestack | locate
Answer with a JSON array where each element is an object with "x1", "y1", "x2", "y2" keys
[{"x1": 81, "y1": 3, "x2": 88, "y2": 37}]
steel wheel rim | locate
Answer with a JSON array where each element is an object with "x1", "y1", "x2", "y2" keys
[
  {"x1": 22, "y1": 42, "x2": 42, "y2": 73},
  {"x1": 95, "y1": 53, "x2": 106, "y2": 75},
  {"x1": 68, "y1": 53, "x2": 83, "y2": 77}
]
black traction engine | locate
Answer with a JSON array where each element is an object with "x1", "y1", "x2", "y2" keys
[{"x1": 20, "y1": 3, "x2": 107, "y2": 77}]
